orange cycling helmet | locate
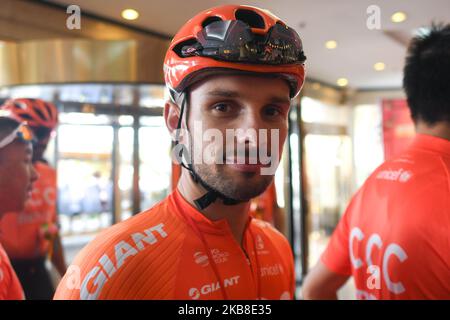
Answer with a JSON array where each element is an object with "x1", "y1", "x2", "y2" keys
[
  {"x1": 164, "y1": 4, "x2": 306, "y2": 98},
  {"x1": 1, "y1": 98, "x2": 58, "y2": 130}
]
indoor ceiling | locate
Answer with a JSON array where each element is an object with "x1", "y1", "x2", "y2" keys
[{"x1": 48, "y1": 0, "x2": 450, "y2": 90}]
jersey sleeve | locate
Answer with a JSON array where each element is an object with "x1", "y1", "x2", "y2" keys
[
  {"x1": 320, "y1": 198, "x2": 355, "y2": 276},
  {"x1": 54, "y1": 229, "x2": 116, "y2": 300}
]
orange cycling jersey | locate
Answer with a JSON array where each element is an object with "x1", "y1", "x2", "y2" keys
[
  {"x1": 0, "y1": 243, "x2": 23, "y2": 300},
  {"x1": 0, "y1": 162, "x2": 58, "y2": 259},
  {"x1": 55, "y1": 189, "x2": 295, "y2": 300},
  {"x1": 321, "y1": 134, "x2": 450, "y2": 299}
]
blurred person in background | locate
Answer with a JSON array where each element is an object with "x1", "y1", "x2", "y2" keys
[
  {"x1": 0, "y1": 116, "x2": 38, "y2": 299},
  {"x1": 0, "y1": 99, "x2": 67, "y2": 300},
  {"x1": 302, "y1": 23, "x2": 450, "y2": 300}
]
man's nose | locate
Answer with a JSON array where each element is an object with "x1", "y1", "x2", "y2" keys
[{"x1": 235, "y1": 110, "x2": 262, "y2": 146}]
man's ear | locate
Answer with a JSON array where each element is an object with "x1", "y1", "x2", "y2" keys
[{"x1": 164, "y1": 100, "x2": 180, "y2": 140}]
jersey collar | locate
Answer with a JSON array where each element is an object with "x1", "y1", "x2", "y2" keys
[
  {"x1": 410, "y1": 134, "x2": 450, "y2": 156},
  {"x1": 170, "y1": 188, "x2": 253, "y2": 235}
]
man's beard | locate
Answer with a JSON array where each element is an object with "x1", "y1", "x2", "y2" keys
[{"x1": 192, "y1": 163, "x2": 273, "y2": 202}]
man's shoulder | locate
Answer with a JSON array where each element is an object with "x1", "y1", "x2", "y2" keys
[
  {"x1": 63, "y1": 195, "x2": 186, "y2": 277},
  {"x1": 79, "y1": 196, "x2": 185, "y2": 257},
  {"x1": 365, "y1": 147, "x2": 450, "y2": 190},
  {"x1": 55, "y1": 196, "x2": 187, "y2": 299}
]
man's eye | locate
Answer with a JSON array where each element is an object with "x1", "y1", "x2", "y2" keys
[
  {"x1": 213, "y1": 103, "x2": 230, "y2": 112},
  {"x1": 264, "y1": 106, "x2": 281, "y2": 117}
]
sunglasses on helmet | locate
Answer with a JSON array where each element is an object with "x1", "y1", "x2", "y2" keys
[
  {"x1": 181, "y1": 20, "x2": 306, "y2": 65},
  {"x1": 0, "y1": 123, "x2": 35, "y2": 149}
]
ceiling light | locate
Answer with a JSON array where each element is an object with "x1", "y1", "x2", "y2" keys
[
  {"x1": 122, "y1": 9, "x2": 139, "y2": 21},
  {"x1": 337, "y1": 78, "x2": 348, "y2": 87},
  {"x1": 325, "y1": 40, "x2": 337, "y2": 49},
  {"x1": 373, "y1": 62, "x2": 386, "y2": 71},
  {"x1": 391, "y1": 12, "x2": 407, "y2": 23}
]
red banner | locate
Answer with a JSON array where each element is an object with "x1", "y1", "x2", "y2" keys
[{"x1": 382, "y1": 99, "x2": 415, "y2": 160}]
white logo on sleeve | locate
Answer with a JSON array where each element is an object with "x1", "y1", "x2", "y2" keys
[
  {"x1": 398, "y1": 171, "x2": 412, "y2": 183},
  {"x1": 376, "y1": 168, "x2": 413, "y2": 183},
  {"x1": 80, "y1": 223, "x2": 168, "y2": 300}
]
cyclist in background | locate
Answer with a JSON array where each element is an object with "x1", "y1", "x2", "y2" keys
[
  {"x1": 0, "y1": 99, "x2": 67, "y2": 300},
  {"x1": 0, "y1": 116, "x2": 38, "y2": 299},
  {"x1": 302, "y1": 23, "x2": 450, "y2": 300}
]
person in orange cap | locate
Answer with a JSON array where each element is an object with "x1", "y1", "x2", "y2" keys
[{"x1": 0, "y1": 117, "x2": 38, "y2": 299}]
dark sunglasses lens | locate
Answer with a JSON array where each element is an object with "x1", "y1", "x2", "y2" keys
[
  {"x1": 264, "y1": 24, "x2": 304, "y2": 63},
  {"x1": 200, "y1": 20, "x2": 252, "y2": 44},
  {"x1": 187, "y1": 19, "x2": 305, "y2": 64},
  {"x1": 202, "y1": 21, "x2": 262, "y2": 61}
]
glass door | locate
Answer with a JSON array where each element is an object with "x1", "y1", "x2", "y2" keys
[
  {"x1": 57, "y1": 120, "x2": 114, "y2": 236},
  {"x1": 139, "y1": 116, "x2": 172, "y2": 211},
  {"x1": 304, "y1": 134, "x2": 353, "y2": 269}
]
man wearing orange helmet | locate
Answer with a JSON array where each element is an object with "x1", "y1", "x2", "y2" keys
[
  {"x1": 0, "y1": 117, "x2": 38, "y2": 299},
  {"x1": 0, "y1": 98, "x2": 67, "y2": 300},
  {"x1": 55, "y1": 5, "x2": 306, "y2": 300}
]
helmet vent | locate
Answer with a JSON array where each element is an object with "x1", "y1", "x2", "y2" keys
[
  {"x1": 235, "y1": 9, "x2": 265, "y2": 29},
  {"x1": 44, "y1": 104, "x2": 53, "y2": 117},
  {"x1": 33, "y1": 106, "x2": 46, "y2": 120},
  {"x1": 202, "y1": 16, "x2": 222, "y2": 28},
  {"x1": 18, "y1": 113, "x2": 33, "y2": 121}
]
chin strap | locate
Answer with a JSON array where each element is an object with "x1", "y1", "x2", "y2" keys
[
  {"x1": 173, "y1": 91, "x2": 244, "y2": 211},
  {"x1": 191, "y1": 171, "x2": 242, "y2": 210}
]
